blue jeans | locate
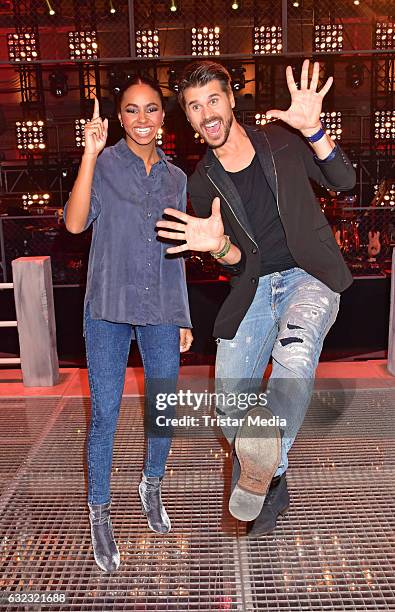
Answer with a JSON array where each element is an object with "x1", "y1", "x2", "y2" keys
[
  {"x1": 84, "y1": 304, "x2": 180, "y2": 505},
  {"x1": 215, "y1": 268, "x2": 340, "y2": 476}
]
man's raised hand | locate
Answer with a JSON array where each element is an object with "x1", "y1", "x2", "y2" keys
[
  {"x1": 156, "y1": 197, "x2": 225, "y2": 254},
  {"x1": 84, "y1": 97, "x2": 108, "y2": 157},
  {"x1": 266, "y1": 59, "x2": 333, "y2": 136}
]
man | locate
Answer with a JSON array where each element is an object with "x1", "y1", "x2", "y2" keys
[{"x1": 156, "y1": 60, "x2": 355, "y2": 536}]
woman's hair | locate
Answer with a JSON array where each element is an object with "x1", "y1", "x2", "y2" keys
[
  {"x1": 178, "y1": 61, "x2": 232, "y2": 110},
  {"x1": 116, "y1": 75, "x2": 165, "y2": 114}
]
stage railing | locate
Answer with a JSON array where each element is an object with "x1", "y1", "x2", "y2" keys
[
  {"x1": 0, "y1": 257, "x2": 59, "y2": 386},
  {"x1": 0, "y1": 281, "x2": 21, "y2": 366}
]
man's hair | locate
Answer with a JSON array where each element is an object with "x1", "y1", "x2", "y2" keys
[
  {"x1": 116, "y1": 74, "x2": 165, "y2": 114},
  {"x1": 178, "y1": 61, "x2": 232, "y2": 110}
]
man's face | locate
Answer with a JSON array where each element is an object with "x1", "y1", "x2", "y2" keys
[{"x1": 183, "y1": 80, "x2": 235, "y2": 149}]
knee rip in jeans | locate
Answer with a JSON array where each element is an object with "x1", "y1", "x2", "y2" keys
[
  {"x1": 279, "y1": 322, "x2": 305, "y2": 347},
  {"x1": 280, "y1": 336, "x2": 304, "y2": 347}
]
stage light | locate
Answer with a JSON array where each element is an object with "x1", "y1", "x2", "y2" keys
[
  {"x1": 15, "y1": 120, "x2": 46, "y2": 152},
  {"x1": 374, "y1": 183, "x2": 395, "y2": 207},
  {"x1": 383, "y1": 184, "x2": 395, "y2": 207},
  {"x1": 253, "y1": 25, "x2": 283, "y2": 55},
  {"x1": 45, "y1": 0, "x2": 55, "y2": 15},
  {"x1": 109, "y1": 1, "x2": 116, "y2": 14},
  {"x1": 229, "y1": 66, "x2": 246, "y2": 91},
  {"x1": 353, "y1": 0, "x2": 360, "y2": 5},
  {"x1": 136, "y1": 30, "x2": 160, "y2": 58},
  {"x1": 345, "y1": 62, "x2": 364, "y2": 88},
  {"x1": 191, "y1": 27, "x2": 221, "y2": 56},
  {"x1": 254, "y1": 113, "x2": 275, "y2": 126},
  {"x1": 49, "y1": 70, "x2": 68, "y2": 97},
  {"x1": 293, "y1": 1, "x2": 300, "y2": 6},
  {"x1": 231, "y1": 0, "x2": 240, "y2": 10},
  {"x1": 314, "y1": 24, "x2": 343, "y2": 52},
  {"x1": 194, "y1": 131, "x2": 205, "y2": 144},
  {"x1": 22, "y1": 193, "x2": 50, "y2": 209},
  {"x1": 168, "y1": 68, "x2": 179, "y2": 93},
  {"x1": 74, "y1": 118, "x2": 90, "y2": 148},
  {"x1": 68, "y1": 31, "x2": 99, "y2": 60},
  {"x1": 108, "y1": 68, "x2": 126, "y2": 94},
  {"x1": 7, "y1": 30, "x2": 40, "y2": 62},
  {"x1": 320, "y1": 111, "x2": 342, "y2": 140},
  {"x1": 374, "y1": 110, "x2": 395, "y2": 140},
  {"x1": 156, "y1": 128, "x2": 163, "y2": 146},
  {"x1": 374, "y1": 22, "x2": 394, "y2": 50},
  {"x1": 169, "y1": 0, "x2": 177, "y2": 12},
  {"x1": 162, "y1": 132, "x2": 176, "y2": 157}
]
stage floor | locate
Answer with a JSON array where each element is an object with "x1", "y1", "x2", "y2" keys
[{"x1": 0, "y1": 363, "x2": 394, "y2": 611}]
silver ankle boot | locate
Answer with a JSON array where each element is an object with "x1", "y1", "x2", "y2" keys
[
  {"x1": 138, "y1": 473, "x2": 171, "y2": 534},
  {"x1": 88, "y1": 500, "x2": 120, "y2": 572}
]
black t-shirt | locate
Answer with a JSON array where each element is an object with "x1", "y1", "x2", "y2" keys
[{"x1": 227, "y1": 154, "x2": 297, "y2": 276}]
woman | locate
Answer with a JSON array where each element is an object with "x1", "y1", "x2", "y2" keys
[{"x1": 65, "y1": 76, "x2": 192, "y2": 572}]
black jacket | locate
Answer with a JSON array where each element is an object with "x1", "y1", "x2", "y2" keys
[{"x1": 187, "y1": 122, "x2": 356, "y2": 340}]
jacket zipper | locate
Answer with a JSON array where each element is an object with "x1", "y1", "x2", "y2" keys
[{"x1": 206, "y1": 173, "x2": 259, "y2": 249}]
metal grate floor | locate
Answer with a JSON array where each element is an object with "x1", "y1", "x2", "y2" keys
[{"x1": 0, "y1": 388, "x2": 394, "y2": 611}]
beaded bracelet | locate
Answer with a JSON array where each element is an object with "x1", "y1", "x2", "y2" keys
[{"x1": 210, "y1": 235, "x2": 231, "y2": 259}]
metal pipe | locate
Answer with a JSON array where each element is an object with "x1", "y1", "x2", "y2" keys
[
  {"x1": 282, "y1": 0, "x2": 288, "y2": 54},
  {"x1": 128, "y1": 0, "x2": 136, "y2": 59},
  {"x1": 0, "y1": 219, "x2": 7, "y2": 283}
]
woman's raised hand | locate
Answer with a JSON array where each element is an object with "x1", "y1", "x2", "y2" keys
[{"x1": 84, "y1": 97, "x2": 108, "y2": 157}]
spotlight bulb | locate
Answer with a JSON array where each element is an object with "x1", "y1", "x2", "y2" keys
[
  {"x1": 45, "y1": 0, "x2": 55, "y2": 15},
  {"x1": 170, "y1": 0, "x2": 177, "y2": 11}
]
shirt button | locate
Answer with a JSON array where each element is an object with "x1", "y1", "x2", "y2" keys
[
  {"x1": 148, "y1": 262, "x2": 151, "y2": 266},
  {"x1": 147, "y1": 212, "x2": 152, "y2": 217},
  {"x1": 145, "y1": 287, "x2": 149, "y2": 291},
  {"x1": 148, "y1": 237, "x2": 152, "y2": 242},
  {"x1": 146, "y1": 191, "x2": 150, "y2": 195},
  {"x1": 251, "y1": 277, "x2": 257, "y2": 284},
  {"x1": 251, "y1": 247, "x2": 257, "y2": 254}
]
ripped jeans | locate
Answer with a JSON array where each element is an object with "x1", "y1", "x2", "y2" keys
[{"x1": 215, "y1": 267, "x2": 340, "y2": 476}]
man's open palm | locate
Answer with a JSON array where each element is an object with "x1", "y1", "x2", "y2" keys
[
  {"x1": 266, "y1": 59, "x2": 333, "y2": 133},
  {"x1": 156, "y1": 197, "x2": 224, "y2": 254}
]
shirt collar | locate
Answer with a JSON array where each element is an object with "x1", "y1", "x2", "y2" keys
[{"x1": 114, "y1": 138, "x2": 171, "y2": 172}]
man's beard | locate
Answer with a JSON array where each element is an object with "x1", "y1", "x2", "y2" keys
[{"x1": 200, "y1": 114, "x2": 233, "y2": 149}]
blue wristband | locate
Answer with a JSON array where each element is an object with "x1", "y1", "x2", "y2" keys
[
  {"x1": 314, "y1": 145, "x2": 338, "y2": 163},
  {"x1": 306, "y1": 125, "x2": 326, "y2": 143}
]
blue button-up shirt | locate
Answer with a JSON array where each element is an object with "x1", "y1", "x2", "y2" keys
[{"x1": 64, "y1": 138, "x2": 191, "y2": 333}]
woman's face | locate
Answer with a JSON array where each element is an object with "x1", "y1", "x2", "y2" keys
[{"x1": 118, "y1": 83, "x2": 164, "y2": 147}]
